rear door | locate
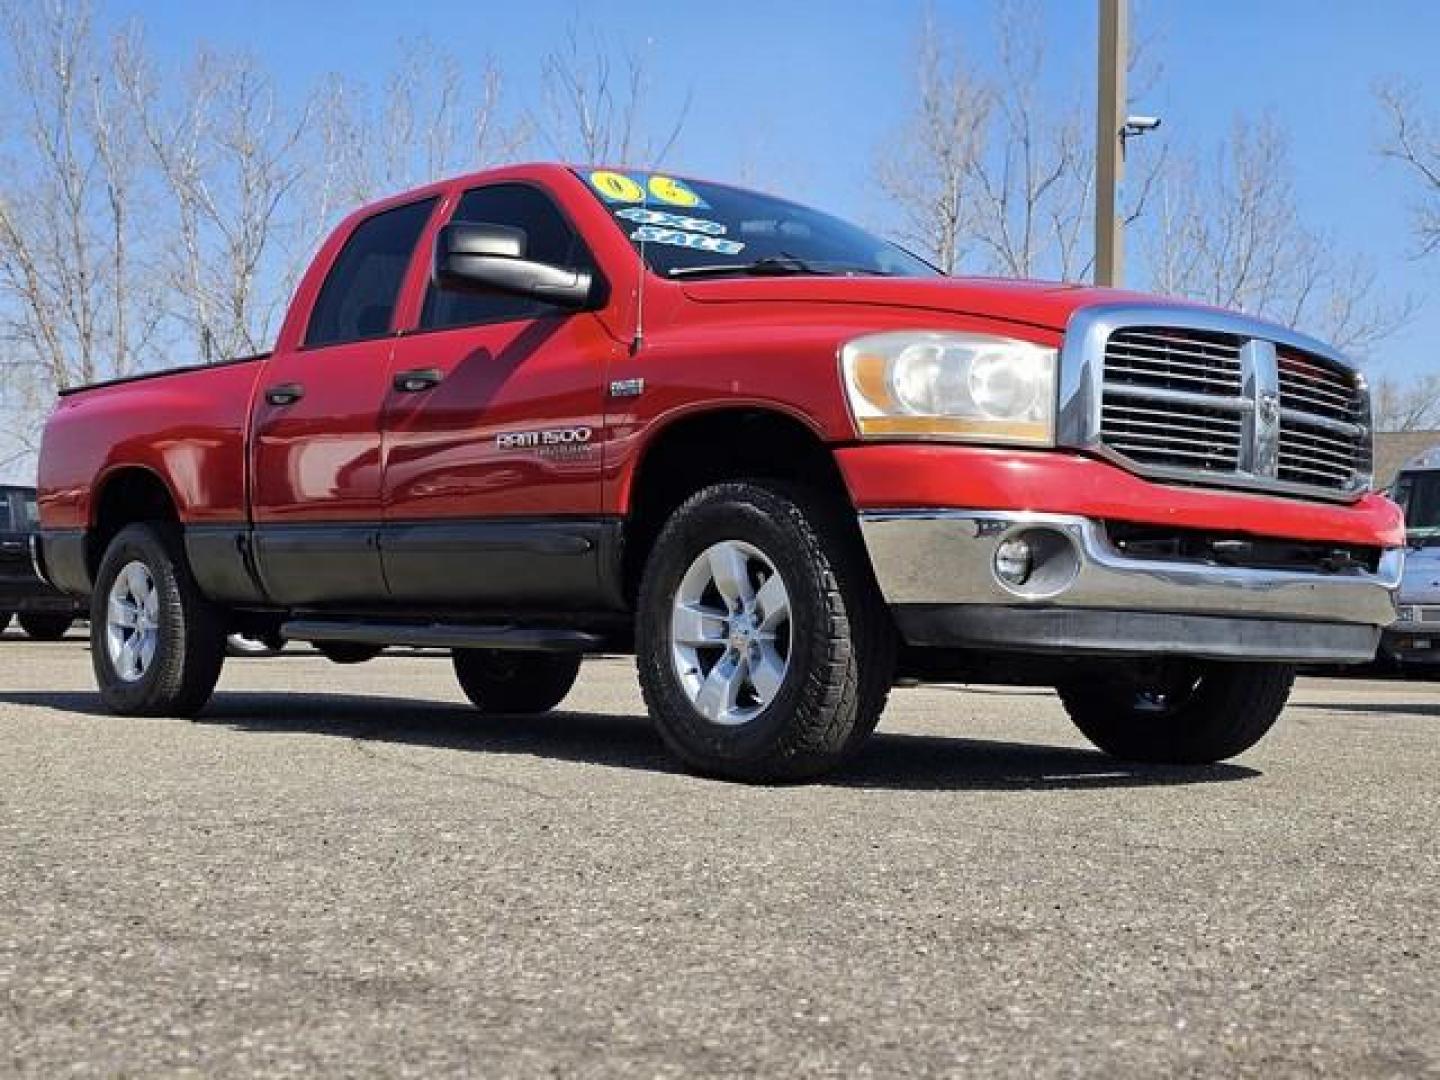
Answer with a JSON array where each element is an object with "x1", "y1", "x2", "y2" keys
[
  {"x1": 249, "y1": 197, "x2": 437, "y2": 605},
  {"x1": 380, "y1": 182, "x2": 618, "y2": 609}
]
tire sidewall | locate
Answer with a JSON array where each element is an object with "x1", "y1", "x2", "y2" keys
[
  {"x1": 452, "y1": 649, "x2": 582, "y2": 714},
  {"x1": 1061, "y1": 661, "x2": 1294, "y2": 764},
  {"x1": 638, "y1": 484, "x2": 848, "y2": 771},
  {"x1": 91, "y1": 524, "x2": 208, "y2": 714},
  {"x1": 18, "y1": 612, "x2": 74, "y2": 640}
]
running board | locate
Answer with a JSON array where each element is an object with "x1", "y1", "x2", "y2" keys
[{"x1": 281, "y1": 620, "x2": 602, "y2": 653}]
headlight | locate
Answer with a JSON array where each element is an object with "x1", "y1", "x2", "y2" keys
[{"x1": 840, "y1": 331, "x2": 1057, "y2": 445}]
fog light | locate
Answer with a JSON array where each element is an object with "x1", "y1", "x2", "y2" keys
[{"x1": 995, "y1": 537, "x2": 1034, "y2": 586}]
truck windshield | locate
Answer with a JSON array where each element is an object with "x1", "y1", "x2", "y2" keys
[
  {"x1": 1392, "y1": 470, "x2": 1440, "y2": 543},
  {"x1": 575, "y1": 169, "x2": 940, "y2": 280}
]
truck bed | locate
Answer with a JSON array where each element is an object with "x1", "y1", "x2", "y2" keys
[{"x1": 39, "y1": 355, "x2": 268, "y2": 530}]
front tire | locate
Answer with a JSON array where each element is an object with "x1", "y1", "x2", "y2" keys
[
  {"x1": 18, "y1": 612, "x2": 75, "y2": 641},
  {"x1": 1057, "y1": 660, "x2": 1295, "y2": 764},
  {"x1": 452, "y1": 650, "x2": 581, "y2": 714},
  {"x1": 91, "y1": 523, "x2": 226, "y2": 717},
  {"x1": 636, "y1": 482, "x2": 895, "y2": 783}
]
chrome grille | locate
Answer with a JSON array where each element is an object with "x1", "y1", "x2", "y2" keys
[
  {"x1": 1103, "y1": 328, "x2": 1244, "y2": 397},
  {"x1": 1276, "y1": 350, "x2": 1368, "y2": 490},
  {"x1": 1080, "y1": 316, "x2": 1370, "y2": 502},
  {"x1": 1100, "y1": 327, "x2": 1246, "y2": 474}
]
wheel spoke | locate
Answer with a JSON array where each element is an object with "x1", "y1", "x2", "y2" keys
[
  {"x1": 118, "y1": 635, "x2": 140, "y2": 680},
  {"x1": 707, "y1": 543, "x2": 754, "y2": 609},
  {"x1": 673, "y1": 602, "x2": 728, "y2": 647},
  {"x1": 108, "y1": 598, "x2": 138, "y2": 628},
  {"x1": 136, "y1": 629, "x2": 157, "y2": 676},
  {"x1": 754, "y1": 573, "x2": 789, "y2": 631},
  {"x1": 748, "y1": 643, "x2": 786, "y2": 704},
  {"x1": 695, "y1": 652, "x2": 744, "y2": 722},
  {"x1": 123, "y1": 563, "x2": 147, "y2": 605}
]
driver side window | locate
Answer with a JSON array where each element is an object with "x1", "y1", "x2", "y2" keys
[{"x1": 421, "y1": 184, "x2": 593, "y2": 331}]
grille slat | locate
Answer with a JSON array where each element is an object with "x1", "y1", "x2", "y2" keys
[
  {"x1": 1097, "y1": 324, "x2": 1367, "y2": 498},
  {"x1": 1102, "y1": 326, "x2": 1245, "y2": 402},
  {"x1": 1117, "y1": 330, "x2": 1243, "y2": 358},
  {"x1": 1106, "y1": 364, "x2": 1243, "y2": 393},
  {"x1": 1103, "y1": 414, "x2": 1243, "y2": 440},
  {"x1": 1106, "y1": 441, "x2": 1240, "y2": 466},
  {"x1": 1108, "y1": 344, "x2": 1244, "y2": 371}
]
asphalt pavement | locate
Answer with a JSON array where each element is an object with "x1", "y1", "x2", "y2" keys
[{"x1": 1, "y1": 630, "x2": 1436, "y2": 1078}]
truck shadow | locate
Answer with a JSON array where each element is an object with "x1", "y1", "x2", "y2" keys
[
  {"x1": 1291, "y1": 700, "x2": 1440, "y2": 719},
  {"x1": 0, "y1": 689, "x2": 1259, "y2": 792}
]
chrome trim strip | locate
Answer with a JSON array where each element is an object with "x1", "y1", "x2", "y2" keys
[
  {"x1": 28, "y1": 534, "x2": 53, "y2": 589},
  {"x1": 1246, "y1": 339, "x2": 1280, "y2": 477},
  {"x1": 1100, "y1": 381, "x2": 1252, "y2": 413},
  {"x1": 1057, "y1": 303, "x2": 1372, "y2": 503},
  {"x1": 858, "y1": 510, "x2": 1401, "y2": 630},
  {"x1": 1278, "y1": 408, "x2": 1365, "y2": 438}
]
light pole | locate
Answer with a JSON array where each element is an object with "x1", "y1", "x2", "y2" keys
[{"x1": 1095, "y1": 0, "x2": 1127, "y2": 287}]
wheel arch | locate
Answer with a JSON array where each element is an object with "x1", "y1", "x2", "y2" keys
[
  {"x1": 88, "y1": 465, "x2": 181, "y2": 579},
  {"x1": 620, "y1": 406, "x2": 856, "y2": 604}
]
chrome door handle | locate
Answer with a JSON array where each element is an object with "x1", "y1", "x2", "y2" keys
[
  {"x1": 265, "y1": 383, "x2": 305, "y2": 407},
  {"x1": 393, "y1": 368, "x2": 443, "y2": 393}
]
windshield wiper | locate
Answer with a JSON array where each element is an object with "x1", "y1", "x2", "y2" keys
[
  {"x1": 666, "y1": 255, "x2": 892, "y2": 280},
  {"x1": 667, "y1": 256, "x2": 817, "y2": 279}
]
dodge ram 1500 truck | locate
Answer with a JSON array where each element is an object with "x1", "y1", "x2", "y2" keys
[{"x1": 36, "y1": 163, "x2": 1404, "y2": 781}]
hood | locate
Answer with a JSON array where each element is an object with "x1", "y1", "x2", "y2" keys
[
  {"x1": 1399, "y1": 544, "x2": 1440, "y2": 605},
  {"x1": 679, "y1": 275, "x2": 1187, "y2": 333}
]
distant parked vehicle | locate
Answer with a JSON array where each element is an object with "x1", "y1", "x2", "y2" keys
[
  {"x1": 1380, "y1": 450, "x2": 1440, "y2": 670},
  {"x1": 0, "y1": 484, "x2": 85, "y2": 640}
]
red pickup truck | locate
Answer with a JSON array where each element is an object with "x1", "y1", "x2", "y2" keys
[{"x1": 36, "y1": 163, "x2": 1403, "y2": 780}]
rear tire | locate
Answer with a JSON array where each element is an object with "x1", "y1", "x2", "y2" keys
[
  {"x1": 18, "y1": 612, "x2": 75, "y2": 641},
  {"x1": 636, "y1": 481, "x2": 895, "y2": 783},
  {"x1": 91, "y1": 523, "x2": 226, "y2": 717},
  {"x1": 452, "y1": 650, "x2": 581, "y2": 714},
  {"x1": 1057, "y1": 660, "x2": 1294, "y2": 764}
]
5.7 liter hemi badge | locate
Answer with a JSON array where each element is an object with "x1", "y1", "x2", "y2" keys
[
  {"x1": 609, "y1": 377, "x2": 645, "y2": 398},
  {"x1": 496, "y1": 427, "x2": 594, "y2": 450}
]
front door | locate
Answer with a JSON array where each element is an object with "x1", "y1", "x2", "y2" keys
[
  {"x1": 380, "y1": 182, "x2": 617, "y2": 610},
  {"x1": 249, "y1": 197, "x2": 437, "y2": 606}
]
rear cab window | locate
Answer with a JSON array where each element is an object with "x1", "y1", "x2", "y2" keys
[{"x1": 305, "y1": 198, "x2": 438, "y2": 348}]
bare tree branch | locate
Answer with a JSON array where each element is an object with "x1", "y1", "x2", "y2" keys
[
  {"x1": 535, "y1": 21, "x2": 690, "y2": 168},
  {"x1": 1141, "y1": 116, "x2": 1414, "y2": 357},
  {"x1": 1377, "y1": 79, "x2": 1440, "y2": 258}
]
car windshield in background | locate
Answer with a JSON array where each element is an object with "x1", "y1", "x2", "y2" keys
[
  {"x1": 575, "y1": 169, "x2": 940, "y2": 280},
  {"x1": 1393, "y1": 470, "x2": 1440, "y2": 542}
]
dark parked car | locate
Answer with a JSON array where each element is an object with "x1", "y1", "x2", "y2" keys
[{"x1": 1, "y1": 484, "x2": 83, "y2": 640}]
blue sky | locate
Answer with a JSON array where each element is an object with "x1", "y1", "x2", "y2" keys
[{"x1": 108, "y1": 0, "x2": 1440, "y2": 375}]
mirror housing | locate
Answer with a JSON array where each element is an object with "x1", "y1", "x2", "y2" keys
[{"x1": 433, "y1": 221, "x2": 596, "y2": 309}]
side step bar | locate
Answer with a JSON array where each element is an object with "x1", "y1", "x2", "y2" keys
[{"x1": 281, "y1": 620, "x2": 602, "y2": 654}]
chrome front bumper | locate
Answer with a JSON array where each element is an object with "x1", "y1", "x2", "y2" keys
[{"x1": 859, "y1": 511, "x2": 1402, "y2": 663}]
